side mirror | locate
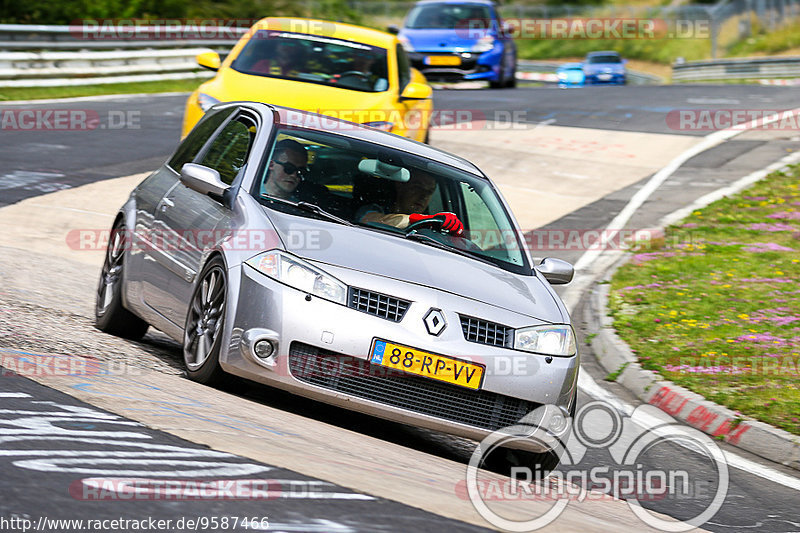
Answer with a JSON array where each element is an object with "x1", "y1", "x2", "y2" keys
[
  {"x1": 536, "y1": 257, "x2": 574, "y2": 285},
  {"x1": 387, "y1": 24, "x2": 400, "y2": 35},
  {"x1": 180, "y1": 163, "x2": 228, "y2": 198},
  {"x1": 399, "y1": 82, "x2": 433, "y2": 101},
  {"x1": 196, "y1": 51, "x2": 221, "y2": 71}
]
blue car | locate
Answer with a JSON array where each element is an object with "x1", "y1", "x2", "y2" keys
[
  {"x1": 582, "y1": 51, "x2": 627, "y2": 85},
  {"x1": 395, "y1": 0, "x2": 517, "y2": 88},
  {"x1": 556, "y1": 62, "x2": 585, "y2": 88}
]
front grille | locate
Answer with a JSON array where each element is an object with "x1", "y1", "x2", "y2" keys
[
  {"x1": 288, "y1": 342, "x2": 538, "y2": 432},
  {"x1": 459, "y1": 315, "x2": 512, "y2": 348},
  {"x1": 348, "y1": 287, "x2": 410, "y2": 322}
]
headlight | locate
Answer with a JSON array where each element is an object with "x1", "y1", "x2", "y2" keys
[
  {"x1": 514, "y1": 325, "x2": 576, "y2": 357},
  {"x1": 245, "y1": 250, "x2": 347, "y2": 305},
  {"x1": 398, "y1": 35, "x2": 414, "y2": 52},
  {"x1": 197, "y1": 93, "x2": 221, "y2": 112},
  {"x1": 471, "y1": 36, "x2": 495, "y2": 53},
  {"x1": 363, "y1": 121, "x2": 394, "y2": 132}
]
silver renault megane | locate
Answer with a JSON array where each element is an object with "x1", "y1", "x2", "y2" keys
[{"x1": 96, "y1": 101, "x2": 578, "y2": 465}]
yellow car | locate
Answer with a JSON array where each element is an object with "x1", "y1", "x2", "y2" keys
[{"x1": 182, "y1": 18, "x2": 434, "y2": 142}]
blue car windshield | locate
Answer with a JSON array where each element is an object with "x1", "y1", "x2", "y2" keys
[
  {"x1": 232, "y1": 30, "x2": 390, "y2": 93},
  {"x1": 587, "y1": 55, "x2": 621, "y2": 64},
  {"x1": 405, "y1": 3, "x2": 492, "y2": 29}
]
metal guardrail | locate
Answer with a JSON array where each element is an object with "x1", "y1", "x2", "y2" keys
[
  {"x1": 0, "y1": 24, "x2": 241, "y2": 87},
  {"x1": 672, "y1": 56, "x2": 800, "y2": 81},
  {"x1": 0, "y1": 23, "x2": 244, "y2": 50},
  {"x1": 0, "y1": 48, "x2": 216, "y2": 88}
]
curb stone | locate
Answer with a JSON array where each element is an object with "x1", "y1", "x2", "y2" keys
[{"x1": 584, "y1": 251, "x2": 800, "y2": 472}]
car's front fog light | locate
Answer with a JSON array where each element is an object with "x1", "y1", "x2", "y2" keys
[
  {"x1": 246, "y1": 250, "x2": 347, "y2": 305},
  {"x1": 254, "y1": 340, "x2": 275, "y2": 359},
  {"x1": 514, "y1": 325, "x2": 576, "y2": 357}
]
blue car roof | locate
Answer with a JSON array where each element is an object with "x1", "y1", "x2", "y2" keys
[
  {"x1": 586, "y1": 51, "x2": 620, "y2": 56},
  {"x1": 414, "y1": 0, "x2": 495, "y2": 5}
]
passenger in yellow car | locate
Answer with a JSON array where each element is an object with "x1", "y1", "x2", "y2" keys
[{"x1": 243, "y1": 41, "x2": 307, "y2": 78}]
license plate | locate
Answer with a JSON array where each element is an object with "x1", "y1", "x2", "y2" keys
[
  {"x1": 370, "y1": 339, "x2": 484, "y2": 390},
  {"x1": 597, "y1": 73, "x2": 612, "y2": 80},
  {"x1": 426, "y1": 55, "x2": 461, "y2": 66}
]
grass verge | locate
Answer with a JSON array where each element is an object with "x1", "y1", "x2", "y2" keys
[
  {"x1": 516, "y1": 37, "x2": 710, "y2": 65},
  {"x1": 608, "y1": 164, "x2": 800, "y2": 435},
  {"x1": 0, "y1": 78, "x2": 206, "y2": 102}
]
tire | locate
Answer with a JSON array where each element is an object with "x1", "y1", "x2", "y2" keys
[
  {"x1": 95, "y1": 220, "x2": 149, "y2": 340},
  {"x1": 489, "y1": 62, "x2": 505, "y2": 89},
  {"x1": 183, "y1": 256, "x2": 228, "y2": 385},
  {"x1": 506, "y1": 67, "x2": 517, "y2": 88}
]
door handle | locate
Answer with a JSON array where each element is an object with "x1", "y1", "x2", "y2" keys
[{"x1": 161, "y1": 198, "x2": 175, "y2": 211}]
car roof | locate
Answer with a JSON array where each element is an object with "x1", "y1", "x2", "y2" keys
[
  {"x1": 586, "y1": 51, "x2": 620, "y2": 56},
  {"x1": 414, "y1": 0, "x2": 496, "y2": 6},
  {"x1": 248, "y1": 17, "x2": 397, "y2": 48},
  {"x1": 226, "y1": 102, "x2": 483, "y2": 176}
]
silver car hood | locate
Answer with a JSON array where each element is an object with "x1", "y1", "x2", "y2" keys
[{"x1": 267, "y1": 210, "x2": 564, "y2": 323}]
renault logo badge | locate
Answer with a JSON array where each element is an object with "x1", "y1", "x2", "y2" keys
[{"x1": 423, "y1": 308, "x2": 447, "y2": 336}]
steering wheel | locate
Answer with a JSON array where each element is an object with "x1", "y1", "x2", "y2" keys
[
  {"x1": 336, "y1": 70, "x2": 371, "y2": 81},
  {"x1": 405, "y1": 215, "x2": 446, "y2": 233}
]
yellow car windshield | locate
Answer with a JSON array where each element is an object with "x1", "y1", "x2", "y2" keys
[{"x1": 232, "y1": 30, "x2": 390, "y2": 93}]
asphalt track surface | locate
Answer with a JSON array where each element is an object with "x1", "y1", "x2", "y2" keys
[
  {"x1": 0, "y1": 375, "x2": 492, "y2": 533},
  {"x1": 1, "y1": 85, "x2": 799, "y2": 532}
]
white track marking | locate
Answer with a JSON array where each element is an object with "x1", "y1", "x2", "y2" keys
[
  {"x1": 569, "y1": 108, "x2": 800, "y2": 490},
  {"x1": 579, "y1": 372, "x2": 800, "y2": 491}
]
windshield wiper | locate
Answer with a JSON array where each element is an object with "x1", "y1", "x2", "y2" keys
[
  {"x1": 295, "y1": 201, "x2": 353, "y2": 226},
  {"x1": 404, "y1": 231, "x2": 495, "y2": 266},
  {"x1": 261, "y1": 196, "x2": 353, "y2": 226}
]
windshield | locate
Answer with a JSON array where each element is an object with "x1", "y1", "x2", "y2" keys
[
  {"x1": 252, "y1": 129, "x2": 529, "y2": 274},
  {"x1": 587, "y1": 54, "x2": 621, "y2": 64},
  {"x1": 232, "y1": 30, "x2": 390, "y2": 93},
  {"x1": 405, "y1": 3, "x2": 492, "y2": 30}
]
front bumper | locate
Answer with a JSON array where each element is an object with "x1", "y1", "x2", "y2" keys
[
  {"x1": 220, "y1": 261, "x2": 579, "y2": 447},
  {"x1": 408, "y1": 50, "x2": 501, "y2": 82},
  {"x1": 584, "y1": 73, "x2": 626, "y2": 85}
]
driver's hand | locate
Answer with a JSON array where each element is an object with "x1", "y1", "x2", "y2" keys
[{"x1": 408, "y1": 212, "x2": 464, "y2": 235}]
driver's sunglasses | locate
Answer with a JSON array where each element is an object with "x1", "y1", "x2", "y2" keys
[{"x1": 275, "y1": 160, "x2": 307, "y2": 178}]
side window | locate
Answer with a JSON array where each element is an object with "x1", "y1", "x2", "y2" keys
[
  {"x1": 396, "y1": 44, "x2": 411, "y2": 91},
  {"x1": 169, "y1": 108, "x2": 234, "y2": 172},
  {"x1": 197, "y1": 115, "x2": 256, "y2": 185}
]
